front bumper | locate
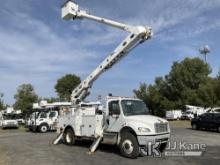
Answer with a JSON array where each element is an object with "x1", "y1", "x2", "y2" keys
[
  {"x1": 137, "y1": 133, "x2": 170, "y2": 145},
  {"x1": 2, "y1": 124, "x2": 18, "y2": 128}
]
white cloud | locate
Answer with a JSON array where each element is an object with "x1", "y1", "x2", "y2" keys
[{"x1": 1, "y1": 0, "x2": 220, "y2": 104}]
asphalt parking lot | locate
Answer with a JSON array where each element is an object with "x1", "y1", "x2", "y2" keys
[{"x1": 0, "y1": 123, "x2": 219, "y2": 165}]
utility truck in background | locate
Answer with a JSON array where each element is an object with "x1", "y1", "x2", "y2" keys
[
  {"x1": 181, "y1": 105, "x2": 207, "y2": 120},
  {"x1": 54, "y1": 1, "x2": 170, "y2": 158},
  {"x1": 28, "y1": 101, "x2": 71, "y2": 133}
]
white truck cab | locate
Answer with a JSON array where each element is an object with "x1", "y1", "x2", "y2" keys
[
  {"x1": 0, "y1": 113, "x2": 18, "y2": 129},
  {"x1": 29, "y1": 111, "x2": 58, "y2": 133},
  {"x1": 57, "y1": 96, "x2": 170, "y2": 158}
]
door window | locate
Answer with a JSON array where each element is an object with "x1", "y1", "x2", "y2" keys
[
  {"x1": 109, "y1": 101, "x2": 120, "y2": 115},
  {"x1": 202, "y1": 113, "x2": 213, "y2": 121},
  {"x1": 49, "y1": 111, "x2": 56, "y2": 118}
]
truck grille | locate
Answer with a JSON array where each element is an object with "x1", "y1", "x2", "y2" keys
[
  {"x1": 7, "y1": 122, "x2": 15, "y2": 125},
  {"x1": 155, "y1": 123, "x2": 168, "y2": 133}
]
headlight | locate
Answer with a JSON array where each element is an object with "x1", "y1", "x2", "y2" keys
[{"x1": 138, "y1": 127, "x2": 151, "y2": 132}]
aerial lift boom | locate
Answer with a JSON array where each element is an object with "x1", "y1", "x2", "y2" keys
[{"x1": 61, "y1": 1, "x2": 153, "y2": 104}]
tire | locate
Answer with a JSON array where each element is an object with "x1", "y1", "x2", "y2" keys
[
  {"x1": 192, "y1": 123, "x2": 198, "y2": 130},
  {"x1": 159, "y1": 142, "x2": 167, "y2": 153},
  {"x1": 39, "y1": 124, "x2": 48, "y2": 133},
  {"x1": 119, "y1": 133, "x2": 139, "y2": 159},
  {"x1": 217, "y1": 126, "x2": 220, "y2": 133},
  {"x1": 63, "y1": 128, "x2": 75, "y2": 145}
]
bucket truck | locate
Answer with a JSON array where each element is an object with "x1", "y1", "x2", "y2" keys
[{"x1": 54, "y1": 1, "x2": 170, "y2": 158}]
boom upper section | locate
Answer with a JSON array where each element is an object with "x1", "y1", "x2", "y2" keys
[{"x1": 61, "y1": 1, "x2": 153, "y2": 104}]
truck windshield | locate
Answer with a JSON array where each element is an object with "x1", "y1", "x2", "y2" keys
[
  {"x1": 3, "y1": 114, "x2": 15, "y2": 120},
  {"x1": 38, "y1": 112, "x2": 47, "y2": 119},
  {"x1": 121, "y1": 100, "x2": 149, "y2": 116}
]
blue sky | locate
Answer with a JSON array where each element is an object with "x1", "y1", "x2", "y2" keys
[{"x1": 0, "y1": 0, "x2": 220, "y2": 105}]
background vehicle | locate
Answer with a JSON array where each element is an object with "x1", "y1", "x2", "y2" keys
[
  {"x1": 206, "y1": 107, "x2": 220, "y2": 113},
  {"x1": 181, "y1": 110, "x2": 194, "y2": 120},
  {"x1": 53, "y1": 1, "x2": 170, "y2": 159},
  {"x1": 191, "y1": 113, "x2": 220, "y2": 132},
  {"x1": 27, "y1": 101, "x2": 71, "y2": 133},
  {"x1": 166, "y1": 110, "x2": 182, "y2": 120},
  {"x1": 181, "y1": 105, "x2": 207, "y2": 120},
  {"x1": 25, "y1": 111, "x2": 39, "y2": 128},
  {"x1": 0, "y1": 113, "x2": 18, "y2": 129},
  {"x1": 29, "y1": 110, "x2": 58, "y2": 133}
]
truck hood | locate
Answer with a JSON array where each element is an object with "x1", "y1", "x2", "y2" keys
[
  {"x1": 126, "y1": 115, "x2": 168, "y2": 124},
  {"x1": 125, "y1": 115, "x2": 169, "y2": 135}
]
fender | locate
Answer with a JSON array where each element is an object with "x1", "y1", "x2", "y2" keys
[
  {"x1": 117, "y1": 126, "x2": 137, "y2": 145},
  {"x1": 63, "y1": 125, "x2": 75, "y2": 134},
  {"x1": 39, "y1": 122, "x2": 49, "y2": 127}
]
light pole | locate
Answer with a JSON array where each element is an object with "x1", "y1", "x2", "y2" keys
[{"x1": 199, "y1": 45, "x2": 210, "y2": 62}]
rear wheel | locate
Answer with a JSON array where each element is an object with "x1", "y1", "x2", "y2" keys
[
  {"x1": 217, "y1": 126, "x2": 220, "y2": 133},
  {"x1": 192, "y1": 123, "x2": 198, "y2": 130},
  {"x1": 119, "y1": 133, "x2": 139, "y2": 159},
  {"x1": 63, "y1": 128, "x2": 75, "y2": 145}
]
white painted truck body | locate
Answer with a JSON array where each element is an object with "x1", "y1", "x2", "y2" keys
[
  {"x1": 53, "y1": 1, "x2": 170, "y2": 158},
  {"x1": 57, "y1": 97, "x2": 170, "y2": 158}
]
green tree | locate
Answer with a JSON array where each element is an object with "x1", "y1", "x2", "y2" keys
[
  {"x1": 55, "y1": 74, "x2": 81, "y2": 101},
  {"x1": 14, "y1": 84, "x2": 38, "y2": 114},
  {"x1": 134, "y1": 57, "x2": 215, "y2": 117}
]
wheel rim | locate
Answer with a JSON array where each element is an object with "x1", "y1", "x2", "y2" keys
[
  {"x1": 66, "y1": 132, "x2": 72, "y2": 143},
  {"x1": 41, "y1": 126, "x2": 47, "y2": 132},
  {"x1": 122, "y1": 139, "x2": 134, "y2": 154}
]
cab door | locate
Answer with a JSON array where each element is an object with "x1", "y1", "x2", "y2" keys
[
  {"x1": 48, "y1": 111, "x2": 58, "y2": 126},
  {"x1": 105, "y1": 100, "x2": 124, "y2": 133}
]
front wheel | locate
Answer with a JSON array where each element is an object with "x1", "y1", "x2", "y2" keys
[
  {"x1": 119, "y1": 133, "x2": 139, "y2": 159},
  {"x1": 63, "y1": 128, "x2": 75, "y2": 145},
  {"x1": 39, "y1": 124, "x2": 48, "y2": 133}
]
